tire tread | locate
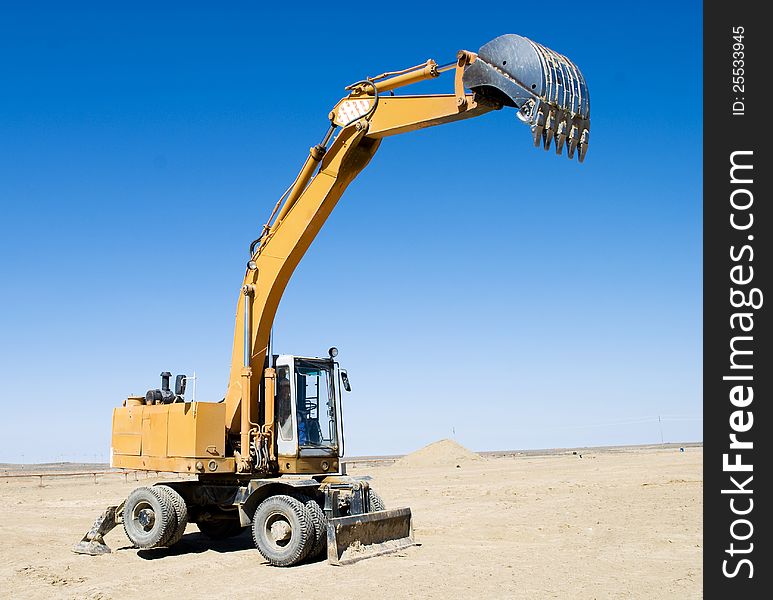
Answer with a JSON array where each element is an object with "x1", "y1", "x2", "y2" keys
[
  {"x1": 154, "y1": 485, "x2": 188, "y2": 546},
  {"x1": 122, "y1": 486, "x2": 176, "y2": 549},
  {"x1": 294, "y1": 494, "x2": 327, "y2": 560},
  {"x1": 251, "y1": 494, "x2": 313, "y2": 567}
]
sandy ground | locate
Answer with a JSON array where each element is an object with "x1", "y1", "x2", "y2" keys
[{"x1": 0, "y1": 445, "x2": 702, "y2": 599}]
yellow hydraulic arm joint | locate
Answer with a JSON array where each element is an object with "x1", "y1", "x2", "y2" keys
[{"x1": 273, "y1": 142, "x2": 328, "y2": 226}]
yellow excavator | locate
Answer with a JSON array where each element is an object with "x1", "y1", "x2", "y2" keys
[{"x1": 74, "y1": 33, "x2": 590, "y2": 566}]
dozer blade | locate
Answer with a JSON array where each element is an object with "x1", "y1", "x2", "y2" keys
[
  {"x1": 464, "y1": 34, "x2": 591, "y2": 162},
  {"x1": 327, "y1": 507, "x2": 415, "y2": 566},
  {"x1": 72, "y1": 504, "x2": 122, "y2": 556}
]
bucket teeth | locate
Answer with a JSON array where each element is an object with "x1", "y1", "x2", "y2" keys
[
  {"x1": 578, "y1": 128, "x2": 589, "y2": 163},
  {"x1": 532, "y1": 107, "x2": 546, "y2": 147},
  {"x1": 555, "y1": 120, "x2": 567, "y2": 155},
  {"x1": 567, "y1": 124, "x2": 579, "y2": 159},
  {"x1": 543, "y1": 109, "x2": 555, "y2": 151}
]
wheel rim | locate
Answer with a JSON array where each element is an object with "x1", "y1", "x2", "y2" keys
[
  {"x1": 264, "y1": 511, "x2": 293, "y2": 548},
  {"x1": 132, "y1": 501, "x2": 156, "y2": 533}
]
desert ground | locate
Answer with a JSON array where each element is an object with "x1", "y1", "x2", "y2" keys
[{"x1": 0, "y1": 442, "x2": 702, "y2": 599}]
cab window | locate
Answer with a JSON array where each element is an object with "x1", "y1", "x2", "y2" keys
[
  {"x1": 295, "y1": 360, "x2": 337, "y2": 448},
  {"x1": 276, "y1": 366, "x2": 293, "y2": 441}
]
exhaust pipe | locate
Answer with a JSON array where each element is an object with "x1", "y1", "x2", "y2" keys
[{"x1": 463, "y1": 34, "x2": 591, "y2": 161}]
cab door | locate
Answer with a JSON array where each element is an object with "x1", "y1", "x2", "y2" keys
[{"x1": 274, "y1": 354, "x2": 298, "y2": 459}]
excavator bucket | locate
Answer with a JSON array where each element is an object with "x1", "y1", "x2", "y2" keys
[
  {"x1": 327, "y1": 507, "x2": 415, "y2": 565},
  {"x1": 464, "y1": 34, "x2": 591, "y2": 161}
]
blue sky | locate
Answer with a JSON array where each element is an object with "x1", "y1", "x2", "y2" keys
[{"x1": 0, "y1": 2, "x2": 702, "y2": 461}]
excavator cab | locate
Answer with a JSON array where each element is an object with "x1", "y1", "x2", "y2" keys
[{"x1": 274, "y1": 353, "x2": 345, "y2": 474}]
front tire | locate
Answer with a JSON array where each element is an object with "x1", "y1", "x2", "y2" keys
[
  {"x1": 252, "y1": 495, "x2": 314, "y2": 567},
  {"x1": 294, "y1": 494, "x2": 327, "y2": 559}
]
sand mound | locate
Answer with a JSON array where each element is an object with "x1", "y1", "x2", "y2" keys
[{"x1": 395, "y1": 439, "x2": 483, "y2": 468}]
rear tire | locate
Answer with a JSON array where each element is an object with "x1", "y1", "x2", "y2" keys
[
  {"x1": 123, "y1": 487, "x2": 177, "y2": 549},
  {"x1": 154, "y1": 485, "x2": 188, "y2": 546},
  {"x1": 252, "y1": 495, "x2": 314, "y2": 567}
]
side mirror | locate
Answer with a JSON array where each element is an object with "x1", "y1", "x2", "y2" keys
[
  {"x1": 175, "y1": 374, "x2": 187, "y2": 396},
  {"x1": 340, "y1": 370, "x2": 351, "y2": 392}
]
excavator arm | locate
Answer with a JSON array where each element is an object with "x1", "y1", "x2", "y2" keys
[{"x1": 222, "y1": 34, "x2": 591, "y2": 471}]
